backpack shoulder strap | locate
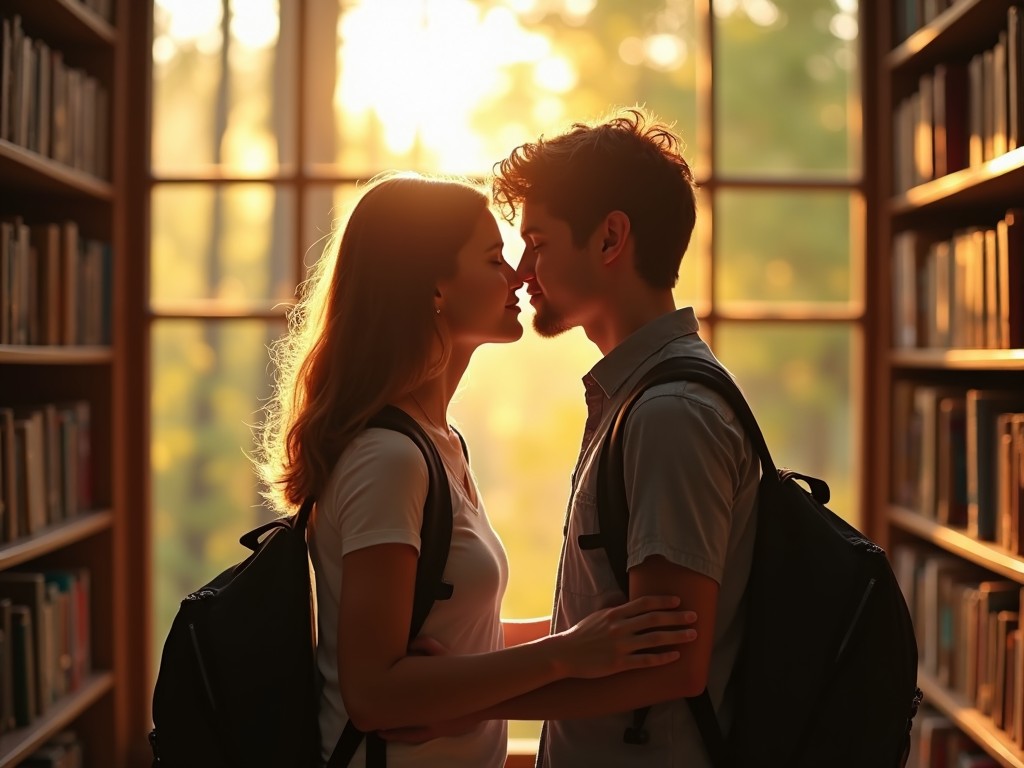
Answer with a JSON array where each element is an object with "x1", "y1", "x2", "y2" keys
[
  {"x1": 591, "y1": 355, "x2": 778, "y2": 596},
  {"x1": 453, "y1": 425, "x2": 470, "y2": 462},
  {"x1": 591, "y1": 355, "x2": 770, "y2": 768},
  {"x1": 327, "y1": 405, "x2": 456, "y2": 768},
  {"x1": 366, "y1": 404, "x2": 456, "y2": 638}
]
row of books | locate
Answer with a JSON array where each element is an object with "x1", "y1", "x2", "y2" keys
[
  {"x1": 0, "y1": 569, "x2": 91, "y2": 734},
  {"x1": 891, "y1": 210, "x2": 1023, "y2": 350},
  {"x1": 0, "y1": 14, "x2": 110, "y2": 179},
  {"x1": 892, "y1": 385, "x2": 1024, "y2": 546},
  {"x1": 0, "y1": 402, "x2": 93, "y2": 545},
  {"x1": 892, "y1": 5, "x2": 1023, "y2": 193},
  {"x1": 895, "y1": 546, "x2": 1024, "y2": 753},
  {"x1": 910, "y1": 705, "x2": 1000, "y2": 767},
  {"x1": 22, "y1": 731, "x2": 84, "y2": 768},
  {"x1": 1, "y1": 216, "x2": 113, "y2": 347},
  {"x1": 893, "y1": 0, "x2": 961, "y2": 45}
]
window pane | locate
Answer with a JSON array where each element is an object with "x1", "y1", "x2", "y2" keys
[
  {"x1": 151, "y1": 184, "x2": 295, "y2": 308},
  {"x1": 715, "y1": 189, "x2": 859, "y2": 305},
  {"x1": 305, "y1": 0, "x2": 698, "y2": 176},
  {"x1": 302, "y1": 184, "x2": 361, "y2": 279},
  {"x1": 151, "y1": 319, "x2": 282, "y2": 671},
  {"x1": 675, "y1": 187, "x2": 710, "y2": 313},
  {"x1": 713, "y1": 322, "x2": 860, "y2": 527},
  {"x1": 714, "y1": 0, "x2": 859, "y2": 177},
  {"x1": 152, "y1": 0, "x2": 296, "y2": 175}
]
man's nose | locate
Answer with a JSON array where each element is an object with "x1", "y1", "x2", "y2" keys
[{"x1": 516, "y1": 248, "x2": 536, "y2": 281}]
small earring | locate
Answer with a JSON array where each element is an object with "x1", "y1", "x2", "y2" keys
[{"x1": 435, "y1": 307, "x2": 441, "y2": 315}]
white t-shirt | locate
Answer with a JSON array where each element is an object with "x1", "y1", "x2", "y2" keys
[{"x1": 309, "y1": 423, "x2": 510, "y2": 767}]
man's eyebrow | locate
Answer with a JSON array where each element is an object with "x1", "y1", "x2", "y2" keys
[
  {"x1": 520, "y1": 225, "x2": 544, "y2": 238},
  {"x1": 486, "y1": 241, "x2": 504, "y2": 252}
]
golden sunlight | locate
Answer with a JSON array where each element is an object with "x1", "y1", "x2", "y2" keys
[{"x1": 335, "y1": 0, "x2": 562, "y2": 171}]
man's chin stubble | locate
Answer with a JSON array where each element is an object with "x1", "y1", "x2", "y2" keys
[{"x1": 532, "y1": 310, "x2": 572, "y2": 339}]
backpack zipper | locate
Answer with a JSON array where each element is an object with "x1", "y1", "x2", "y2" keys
[
  {"x1": 835, "y1": 577, "x2": 877, "y2": 663},
  {"x1": 188, "y1": 622, "x2": 219, "y2": 713}
]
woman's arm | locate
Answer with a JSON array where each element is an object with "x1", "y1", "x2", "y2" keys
[{"x1": 337, "y1": 543, "x2": 695, "y2": 732}]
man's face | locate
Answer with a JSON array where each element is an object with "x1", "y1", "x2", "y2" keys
[{"x1": 516, "y1": 201, "x2": 599, "y2": 338}]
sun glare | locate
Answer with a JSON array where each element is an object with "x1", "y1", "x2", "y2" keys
[
  {"x1": 335, "y1": 0, "x2": 561, "y2": 171},
  {"x1": 155, "y1": 0, "x2": 280, "y2": 53}
]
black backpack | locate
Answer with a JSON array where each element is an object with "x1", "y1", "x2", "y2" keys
[
  {"x1": 149, "y1": 406, "x2": 461, "y2": 768},
  {"x1": 589, "y1": 355, "x2": 922, "y2": 768}
]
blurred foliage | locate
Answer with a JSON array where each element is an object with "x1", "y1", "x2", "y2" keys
[{"x1": 150, "y1": 0, "x2": 862, "y2": 741}]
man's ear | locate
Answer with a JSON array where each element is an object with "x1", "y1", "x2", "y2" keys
[{"x1": 598, "y1": 210, "x2": 631, "y2": 264}]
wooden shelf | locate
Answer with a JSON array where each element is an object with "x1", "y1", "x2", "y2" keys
[
  {"x1": 0, "y1": 672, "x2": 114, "y2": 768},
  {"x1": 890, "y1": 147, "x2": 1024, "y2": 221},
  {"x1": 887, "y1": 0, "x2": 1018, "y2": 73},
  {"x1": 0, "y1": 345, "x2": 113, "y2": 365},
  {"x1": 918, "y1": 669, "x2": 1024, "y2": 768},
  {"x1": 0, "y1": 141, "x2": 112, "y2": 201},
  {"x1": 4, "y1": 0, "x2": 115, "y2": 47},
  {"x1": 0, "y1": 511, "x2": 113, "y2": 570},
  {"x1": 890, "y1": 349, "x2": 1024, "y2": 370},
  {"x1": 890, "y1": 507, "x2": 1024, "y2": 584}
]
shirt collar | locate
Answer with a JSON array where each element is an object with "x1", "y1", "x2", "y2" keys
[{"x1": 587, "y1": 307, "x2": 701, "y2": 398}]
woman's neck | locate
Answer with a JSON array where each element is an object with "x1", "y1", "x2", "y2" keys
[{"x1": 399, "y1": 343, "x2": 474, "y2": 430}]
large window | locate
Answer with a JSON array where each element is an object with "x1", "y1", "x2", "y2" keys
[{"x1": 150, "y1": 0, "x2": 862, "y2": 741}]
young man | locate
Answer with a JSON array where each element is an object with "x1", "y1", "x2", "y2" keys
[{"x1": 490, "y1": 108, "x2": 761, "y2": 766}]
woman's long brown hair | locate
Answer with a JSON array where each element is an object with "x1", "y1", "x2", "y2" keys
[{"x1": 256, "y1": 172, "x2": 488, "y2": 514}]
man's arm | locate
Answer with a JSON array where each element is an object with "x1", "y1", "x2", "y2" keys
[
  {"x1": 480, "y1": 389, "x2": 741, "y2": 720},
  {"x1": 477, "y1": 555, "x2": 716, "y2": 720}
]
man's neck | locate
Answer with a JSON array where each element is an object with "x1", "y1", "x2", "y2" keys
[{"x1": 582, "y1": 292, "x2": 678, "y2": 357}]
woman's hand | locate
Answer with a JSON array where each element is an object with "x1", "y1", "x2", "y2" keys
[{"x1": 553, "y1": 595, "x2": 696, "y2": 679}]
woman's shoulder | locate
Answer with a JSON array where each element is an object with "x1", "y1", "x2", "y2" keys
[{"x1": 334, "y1": 426, "x2": 430, "y2": 481}]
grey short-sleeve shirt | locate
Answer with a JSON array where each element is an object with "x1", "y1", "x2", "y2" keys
[{"x1": 541, "y1": 308, "x2": 760, "y2": 768}]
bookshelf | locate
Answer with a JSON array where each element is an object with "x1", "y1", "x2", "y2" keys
[
  {"x1": 874, "y1": 1, "x2": 1024, "y2": 766},
  {"x1": 0, "y1": 0, "x2": 142, "y2": 765}
]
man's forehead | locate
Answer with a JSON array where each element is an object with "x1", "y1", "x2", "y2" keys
[{"x1": 519, "y1": 201, "x2": 551, "y2": 235}]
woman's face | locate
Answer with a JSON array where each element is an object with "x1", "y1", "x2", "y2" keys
[{"x1": 437, "y1": 208, "x2": 524, "y2": 347}]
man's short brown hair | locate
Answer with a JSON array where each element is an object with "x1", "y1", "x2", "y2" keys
[{"x1": 492, "y1": 107, "x2": 697, "y2": 289}]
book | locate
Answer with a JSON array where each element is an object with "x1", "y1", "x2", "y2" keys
[
  {"x1": 933, "y1": 60, "x2": 969, "y2": 176},
  {"x1": 13, "y1": 411, "x2": 47, "y2": 535},
  {"x1": 992, "y1": 610, "x2": 1018, "y2": 728},
  {"x1": 1010, "y1": 6, "x2": 1023, "y2": 150},
  {"x1": 9, "y1": 605, "x2": 35, "y2": 727},
  {"x1": 917, "y1": 386, "x2": 964, "y2": 518},
  {"x1": 972, "y1": 580, "x2": 1020, "y2": 714},
  {"x1": 938, "y1": 565, "x2": 982, "y2": 689},
  {"x1": 0, "y1": 572, "x2": 50, "y2": 717},
  {"x1": 0, "y1": 407, "x2": 15, "y2": 542},
  {"x1": 922, "y1": 555, "x2": 980, "y2": 676},
  {"x1": 996, "y1": 209, "x2": 1023, "y2": 350},
  {"x1": 936, "y1": 395, "x2": 968, "y2": 527},
  {"x1": 0, "y1": 597, "x2": 13, "y2": 732},
  {"x1": 966, "y1": 390, "x2": 1024, "y2": 541}
]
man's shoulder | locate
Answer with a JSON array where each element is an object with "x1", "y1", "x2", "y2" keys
[{"x1": 628, "y1": 375, "x2": 740, "y2": 430}]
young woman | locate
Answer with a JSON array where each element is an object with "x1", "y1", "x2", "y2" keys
[{"x1": 256, "y1": 172, "x2": 697, "y2": 767}]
